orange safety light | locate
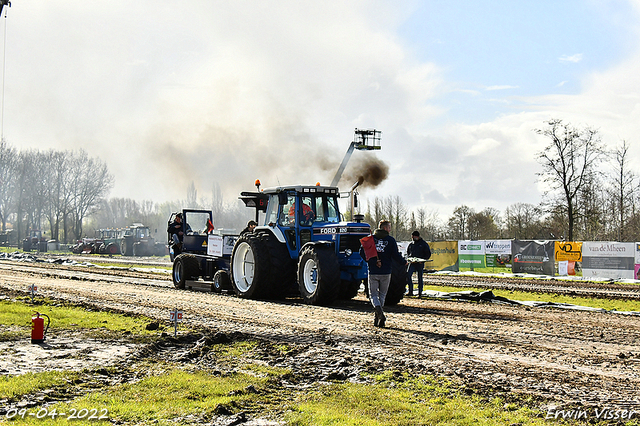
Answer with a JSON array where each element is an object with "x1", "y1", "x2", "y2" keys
[{"x1": 316, "y1": 182, "x2": 321, "y2": 186}]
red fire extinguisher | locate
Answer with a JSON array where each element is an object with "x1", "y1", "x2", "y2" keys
[{"x1": 31, "y1": 312, "x2": 50, "y2": 344}]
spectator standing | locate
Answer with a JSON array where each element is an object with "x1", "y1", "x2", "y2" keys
[
  {"x1": 361, "y1": 220, "x2": 407, "y2": 327},
  {"x1": 406, "y1": 231, "x2": 431, "y2": 297}
]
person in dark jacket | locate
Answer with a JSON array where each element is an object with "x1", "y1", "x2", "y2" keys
[
  {"x1": 240, "y1": 220, "x2": 257, "y2": 235},
  {"x1": 168, "y1": 213, "x2": 189, "y2": 256},
  {"x1": 406, "y1": 230, "x2": 431, "y2": 297},
  {"x1": 360, "y1": 220, "x2": 407, "y2": 327}
]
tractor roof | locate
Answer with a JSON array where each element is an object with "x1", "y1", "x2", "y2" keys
[{"x1": 261, "y1": 185, "x2": 340, "y2": 195}]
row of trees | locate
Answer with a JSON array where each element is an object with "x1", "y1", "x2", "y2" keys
[
  {"x1": 363, "y1": 119, "x2": 640, "y2": 243},
  {"x1": 3, "y1": 118, "x2": 637, "y2": 245},
  {"x1": 0, "y1": 141, "x2": 113, "y2": 243}
]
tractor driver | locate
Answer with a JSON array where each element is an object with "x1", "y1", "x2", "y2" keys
[
  {"x1": 288, "y1": 201, "x2": 315, "y2": 225},
  {"x1": 168, "y1": 213, "x2": 191, "y2": 253}
]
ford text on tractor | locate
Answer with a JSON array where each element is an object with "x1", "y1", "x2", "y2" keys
[{"x1": 168, "y1": 183, "x2": 407, "y2": 306}]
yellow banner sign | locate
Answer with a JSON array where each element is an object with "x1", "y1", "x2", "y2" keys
[
  {"x1": 555, "y1": 241, "x2": 582, "y2": 262},
  {"x1": 429, "y1": 241, "x2": 459, "y2": 271}
]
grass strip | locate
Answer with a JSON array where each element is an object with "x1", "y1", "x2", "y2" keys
[
  {"x1": 0, "y1": 300, "x2": 160, "y2": 340},
  {"x1": 421, "y1": 284, "x2": 640, "y2": 312}
]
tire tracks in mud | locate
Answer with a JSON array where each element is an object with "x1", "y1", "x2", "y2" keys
[{"x1": 1, "y1": 260, "x2": 639, "y2": 410}]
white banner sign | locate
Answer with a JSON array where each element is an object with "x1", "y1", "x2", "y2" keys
[
  {"x1": 484, "y1": 240, "x2": 512, "y2": 255},
  {"x1": 582, "y1": 242, "x2": 635, "y2": 280},
  {"x1": 207, "y1": 235, "x2": 238, "y2": 257},
  {"x1": 458, "y1": 241, "x2": 485, "y2": 255}
]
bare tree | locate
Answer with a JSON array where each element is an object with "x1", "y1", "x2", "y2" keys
[
  {"x1": 187, "y1": 181, "x2": 198, "y2": 208},
  {"x1": 0, "y1": 140, "x2": 16, "y2": 231},
  {"x1": 390, "y1": 195, "x2": 408, "y2": 239},
  {"x1": 607, "y1": 140, "x2": 638, "y2": 241},
  {"x1": 447, "y1": 205, "x2": 474, "y2": 240},
  {"x1": 504, "y1": 202, "x2": 542, "y2": 239},
  {"x1": 69, "y1": 150, "x2": 114, "y2": 240},
  {"x1": 576, "y1": 172, "x2": 606, "y2": 241},
  {"x1": 535, "y1": 119, "x2": 607, "y2": 241},
  {"x1": 468, "y1": 208, "x2": 500, "y2": 240},
  {"x1": 43, "y1": 150, "x2": 72, "y2": 241}
]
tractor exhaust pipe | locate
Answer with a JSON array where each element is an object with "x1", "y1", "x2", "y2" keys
[{"x1": 350, "y1": 177, "x2": 364, "y2": 221}]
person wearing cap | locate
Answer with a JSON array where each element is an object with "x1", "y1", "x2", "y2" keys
[
  {"x1": 241, "y1": 220, "x2": 258, "y2": 235},
  {"x1": 167, "y1": 213, "x2": 191, "y2": 255},
  {"x1": 406, "y1": 230, "x2": 431, "y2": 297}
]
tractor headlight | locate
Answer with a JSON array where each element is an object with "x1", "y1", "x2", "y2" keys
[{"x1": 345, "y1": 249, "x2": 352, "y2": 257}]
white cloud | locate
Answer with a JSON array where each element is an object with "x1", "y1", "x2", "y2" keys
[
  {"x1": 559, "y1": 53, "x2": 583, "y2": 63},
  {"x1": 485, "y1": 85, "x2": 519, "y2": 91}
]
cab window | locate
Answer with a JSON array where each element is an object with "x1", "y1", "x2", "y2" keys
[
  {"x1": 266, "y1": 195, "x2": 278, "y2": 225},
  {"x1": 327, "y1": 197, "x2": 339, "y2": 223},
  {"x1": 314, "y1": 197, "x2": 326, "y2": 222},
  {"x1": 278, "y1": 194, "x2": 296, "y2": 227}
]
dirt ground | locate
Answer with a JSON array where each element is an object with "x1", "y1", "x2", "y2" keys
[{"x1": 1, "y1": 259, "x2": 639, "y2": 419}]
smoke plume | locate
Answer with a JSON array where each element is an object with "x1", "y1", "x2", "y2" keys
[{"x1": 343, "y1": 153, "x2": 389, "y2": 188}]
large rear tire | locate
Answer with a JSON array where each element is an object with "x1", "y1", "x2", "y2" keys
[
  {"x1": 173, "y1": 254, "x2": 200, "y2": 289},
  {"x1": 120, "y1": 237, "x2": 134, "y2": 256},
  {"x1": 257, "y1": 231, "x2": 297, "y2": 297},
  {"x1": 339, "y1": 279, "x2": 362, "y2": 300},
  {"x1": 384, "y1": 258, "x2": 407, "y2": 306},
  {"x1": 133, "y1": 242, "x2": 145, "y2": 257},
  {"x1": 298, "y1": 244, "x2": 340, "y2": 305},
  {"x1": 231, "y1": 234, "x2": 271, "y2": 299}
]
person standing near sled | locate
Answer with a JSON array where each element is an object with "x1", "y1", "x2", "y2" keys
[
  {"x1": 406, "y1": 230, "x2": 431, "y2": 297},
  {"x1": 361, "y1": 220, "x2": 407, "y2": 328}
]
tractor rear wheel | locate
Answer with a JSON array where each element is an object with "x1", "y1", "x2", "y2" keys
[
  {"x1": 339, "y1": 279, "x2": 362, "y2": 300},
  {"x1": 120, "y1": 237, "x2": 134, "y2": 256},
  {"x1": 213, "y1": 270, "x2": 232, "y2": 293},
  {"x1": 297, "y1": 244, "x2": 340, "y2": 305},
  {"x1": 384, "y1": 258, "x2": 407, "y2": 306},
  {"x1": 231, "y1": 234, "x2": 271, "y2": 299},
  {"x1": 173, "y1": 254, "x2": 200, "y2": 289},
  {"x1": 133, "y1": 242, "x2": 145, "y2": 257}
]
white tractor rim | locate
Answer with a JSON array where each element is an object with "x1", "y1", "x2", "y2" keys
[
  {"x1": 303, "y1": 257, "x2": 318, "y2": 294},
  {"x1": 233, "y1": 242, "x2": 255, "y2": 292},
  {"x1": 173, "y1": 261, "x2": 182, "y2": 283}
]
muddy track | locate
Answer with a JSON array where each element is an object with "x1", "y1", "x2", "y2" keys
[{"x1": 1, "y1": 259, "x2": 639, "y2": 411}]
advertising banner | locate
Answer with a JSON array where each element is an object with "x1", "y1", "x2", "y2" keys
[
  {"x1": 511, "y1": 240, "x2": 555, "y2": 276},
  {"x1": 582, "y1": 242, "x2": 635, "y2": 280},
  {"x1": 484, "y1": 240, "x2": 512, "y2": 255},
  {"x1": 636, "y1": 243, "x2": 640, "y2": 280},
  {"x1": 555, "y1": 241, "x2": 582, "y2": 262},
  {"x1": 458, "y1": 240, "x2": 486, "y2": 269},
  {"x1": 429, "y1": 241, "x2": 458, "y2": 271}
]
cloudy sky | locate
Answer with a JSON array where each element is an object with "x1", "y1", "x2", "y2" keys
[{"x1": 3, "y1": 0, "x2": 640, "y2": 221}]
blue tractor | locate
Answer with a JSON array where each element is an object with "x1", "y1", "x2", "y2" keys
[
  {"x1": 234, "y1": 184, "x2": 372, "y2": 305},
  {"x1": 168, "y1": 183, "x2": 407, "y2": 306}
]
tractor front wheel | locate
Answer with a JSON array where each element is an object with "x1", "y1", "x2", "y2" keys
[
  {"x1": 213, "y1": 270, "x2": 232, "y2": 293},
  {"x1": 297, "y1": 245, "x2": 340, "y2": 305}
]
